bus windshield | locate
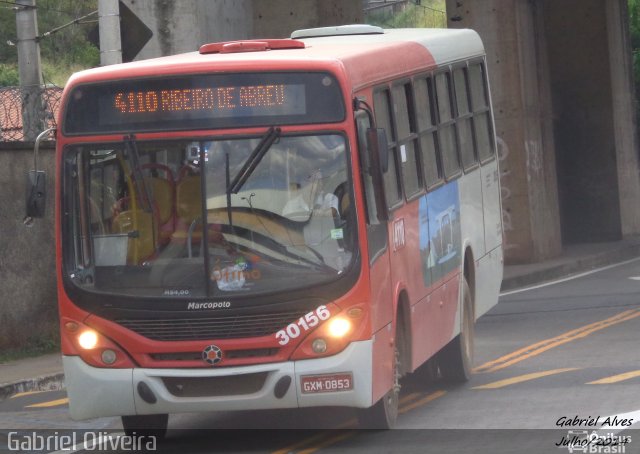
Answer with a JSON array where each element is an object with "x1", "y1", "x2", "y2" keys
[{"x1": 63, "y1": 133, "x2": 356, "y2": 299}]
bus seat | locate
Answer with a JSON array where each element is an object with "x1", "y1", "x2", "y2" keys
[
  {"x1": 173, "y1": 172, "x2": 204, "y2": 246},
  {"x1": 140, "y1": 163, "x2": 176, "y2": 245},
  {"x1": 176, "y1": 174, "x2": 202, "y2": 223},
  {"x1": 145, "y1": 177, "x2": 174, "y2": 244},
  {"x1": 112, "y1": 209, "x2": 156, "y2": 264}
]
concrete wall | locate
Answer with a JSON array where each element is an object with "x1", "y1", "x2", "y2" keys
[
  {"x1": 253, "y1": 0, "x2": 363, "y2": 38},
  {"x1": 124, "y1": 0, "x2": 363, "y2": 59},
  {"x1": 446, "y1": 0, "x2": 640, "y2": 263},
  {"x1": 542, "y1": 0, "x2": 640, "y2": 244},
  {"x1": 606, "y1": 0, "x2": 640, "y2": 238},
  {"x1": 123, "y1": 0, "x2": 253, "y2": 59},
  {"x1": 446, "y1": 0, "x2": 562, "y2": 263},
  {"x1": 0, "y1": 143, "x2": 57, "y2": 349},
  {"x1": 543, "y1": 0, "x2": 621, "y2": 243}
]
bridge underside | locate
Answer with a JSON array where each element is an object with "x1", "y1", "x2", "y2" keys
[{"x1": 447, "y1": 0, "x2": 640, "y2": 264}]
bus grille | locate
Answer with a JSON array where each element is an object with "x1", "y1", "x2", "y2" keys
[
  {"x1": 162, "y1": 373, "x2": 268, "y2": 397},
  {"x1": 116, "y1": 310, "x2": 308, "y2": 341}
]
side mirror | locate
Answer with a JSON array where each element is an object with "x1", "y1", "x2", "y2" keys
[
  {"x1": 25, "y1": 170, "x2": 46, "y2": 220},
  {"x1": 366, "y1": 128, "x2": 389, "y2": 222},
  {"x1": 24, "y1": 128, "x2": 54, "y2": 226},
  {"x1": 366, "y1": 128, "x2": 389, "y2": 174}
]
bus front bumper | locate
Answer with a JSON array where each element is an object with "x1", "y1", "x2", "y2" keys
[{"x1": 63, "y1": 340, "x2": 373, "y2": 420}]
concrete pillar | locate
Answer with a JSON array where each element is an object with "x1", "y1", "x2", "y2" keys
[
  {"x1": 543, "y1": 0, "x2": 623, "y2": 244},
  {"x1": 606, "y1": 0, "x2": 640, "y2": 237},
  {"x1": 98, "y1": 0, "x2": 123, "y2": 65},
  {"x1": 446, "y1": 0, "x2": 561, "y2": 263},
  {"x1": 15, "y1": 0, "x2": 45, "y2": 141}
]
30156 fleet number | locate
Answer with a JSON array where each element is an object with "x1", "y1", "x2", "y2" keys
[{"x1": 275, "y1": 305, "x2": 331, "y2": 346}]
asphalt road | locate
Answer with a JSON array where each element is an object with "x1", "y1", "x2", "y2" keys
[{"x1": 3, "y1": 258, "x2": 640, "y2": 453}]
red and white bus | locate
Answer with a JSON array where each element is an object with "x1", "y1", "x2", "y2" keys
[{"x1": 33, "y1": 25, "x2": 503, "y2": 433}]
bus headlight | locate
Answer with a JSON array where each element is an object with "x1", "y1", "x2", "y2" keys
[
  {"x1": 78, "y1": 330, "x2": 99, "y2": 350},
  {"x1": 61, "y1": 317, "x2": 135, "y2": 369},
  {"x1": 327, "y1": 317, "x2": 351, "y2": 338},
  {"x1": 291, "y1": 305, "x2": 367, "y2": 360}
]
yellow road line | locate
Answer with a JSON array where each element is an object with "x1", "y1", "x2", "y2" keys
[
  {"x1": 298, "y1": 431, "x2": 356, "y2": 454},
  {"x1": 399, "y1": 390, "x2": 446, "y2": 414},
  {"x1": 474, "y1": 309, "x2": 640, "y2": 374},
  {"x1": 335, "y1": 418, "x2": 358, "y2": 430},
  {"x1": 271, "y1": 391, "x2": 443, "y2": 453},
  {"x1": 10, "y1": 390, "x2": 46, "y2": 399},
  {"x1": 25, "y1": 397, "x2": 69, "y2": 408},
  {"x1": 399, "y1": 392, "x2": 421, "y2": 405},
  {"x1": 587, "y1": 370, "x2": 640, "y2": 385},
  {"x1": 472, "y1": 368, "x2": 578, "y2": 390},
  {"x1": 272, "y1": 432, "x2": 333, "y2": 454}
]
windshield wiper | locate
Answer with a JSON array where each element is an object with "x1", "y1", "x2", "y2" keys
[
  {"x1": 228, "y1": 126, "x2": 281, "y2": 194},
  {"x1": 124, "y1": 134, "x2": 153, "y2": 214}
]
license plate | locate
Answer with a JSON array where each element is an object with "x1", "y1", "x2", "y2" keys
[{"x1": 301, "y1": 373, "x2": 353, "y2": 394}]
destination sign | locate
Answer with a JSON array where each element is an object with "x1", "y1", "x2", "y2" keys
[
  {"x1": 63, "y1": 72, "x2": 345, "y2": 135},
  {"x1": 111, "y1": 84, "x2": 303, "y2": 118}
]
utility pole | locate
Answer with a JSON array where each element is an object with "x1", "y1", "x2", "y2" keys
[
  {"x1": 15, "y1": 0, "x2": 44, "y2": 141},
  {"x1": 98, "y1": 0, "x2": 122, "y2": 65}
]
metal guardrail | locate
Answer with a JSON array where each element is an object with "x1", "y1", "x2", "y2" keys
[
  {"x1": 0, "y1": 85, "x2": 62, "y2": 142},
  {"x1": 364, "y1": 0, "x2": 447, "y2": 29}
]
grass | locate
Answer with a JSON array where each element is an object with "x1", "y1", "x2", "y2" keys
[
  {"x1": 0, "y1": 335, "x2": 60, "y2": 364},
  {"x1": 366, "y1": 1, "x2": 447, "y2": 29}
]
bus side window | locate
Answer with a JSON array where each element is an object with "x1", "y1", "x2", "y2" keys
[
  {"x1": 356, "y1": 112, "x2": 388, "y2": 263},
  {"x1": 373, "y1": 88, "x2": 402, "y2": 207},
  {"x1": 414, "y1": 76, "x2": 442, "y2": 188},
  {"x1": 392, "y1": 82, "x2": 422, "y2": 197},
  {"x1": 435, "y1": 72, "x2": 461, "y2": 179},
  {"x1": 469, "y1": 63, "x2": 495, "y2": 161},
  {"x1": 453, "y1": 67, "x2": 477, "y2": 170}
]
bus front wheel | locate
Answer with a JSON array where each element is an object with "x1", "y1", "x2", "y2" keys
[
  {"x1": 357, "y1": 319, "x2": 404, "y2": 429},
  {"x1": 121, "y1": 414, "x2": 168, "y2": 440},
  {"x1": 438, "y1": 277, "x2": 474, "y2": 382}
]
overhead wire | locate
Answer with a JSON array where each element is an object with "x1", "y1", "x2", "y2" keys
[{"x1": 0, "y1": 0, "x2": 91, "y2": 16}]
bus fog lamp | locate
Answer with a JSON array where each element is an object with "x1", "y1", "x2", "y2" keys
[
  {"x1": 101, "y1": 349, "x2": 117, "y2": 365},
  {"x1": 78, "y1": 330, "x2": 98, "y2": 350},
  {"x1": 328, "y1": 318, "x2": 351, "y2": 338},
  {"x1": 312, "y1": 338, "x2": 327, "y2": 354}
]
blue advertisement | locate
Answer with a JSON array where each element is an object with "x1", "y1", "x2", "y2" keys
[{"x1": 419, "y1": 182, "x2": 462, "y2": 287}]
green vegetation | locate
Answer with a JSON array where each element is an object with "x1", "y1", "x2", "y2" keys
[
  {"x1": 0, "y1": 334, "x2": 59, "y2": 364},
  {"x1": 0, "y1": 0, "x2": 98, "y2": 87},
  {"x1": 365, "y1": 0, "x2": 447, "y2": 29}
]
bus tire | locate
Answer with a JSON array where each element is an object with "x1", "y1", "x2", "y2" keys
[
  {"x1": 438, "y1": 277, "x2": 474, "y2": 383},
  {"x1": 357, "y1": 320, "x2": 404, "y2": 429},
  {"x1": 121, "y1": 414, "x2": 168, "y2": 440}
]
